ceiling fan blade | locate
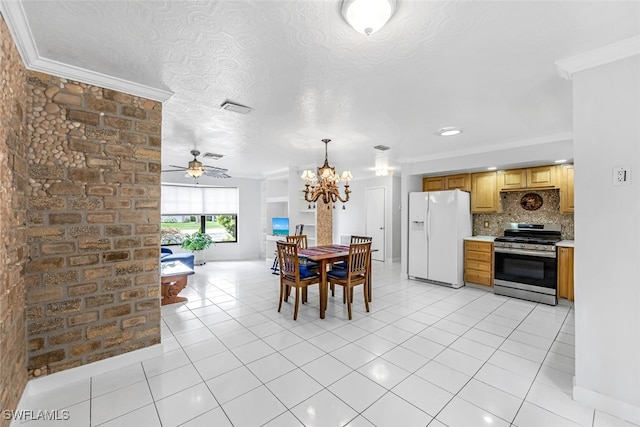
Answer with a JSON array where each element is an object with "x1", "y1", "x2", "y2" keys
[
  {"x1": 203, "y1": 165, "x2": 228, "y2": 172},
  {"x1": 161, "y1": 169, "x2": 186, "y2": 172},
  {"x1": 168, "y1": 165, "x2": 186, "y2": 169}
]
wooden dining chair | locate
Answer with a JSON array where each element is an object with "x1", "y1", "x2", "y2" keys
[
  {"x1": 276, "y1": 241, "x2": 320, "y2": 320},
  {"x1": 333, "y1": 235, "x2": 372, "y2": 270},
  {"x1": 327, "y1": 241, "x2": 371, "y2": 320},
  {"x1": 286, "y1": 234, "x2": 308, "y2": 249}
]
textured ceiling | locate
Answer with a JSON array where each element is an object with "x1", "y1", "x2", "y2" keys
[{"x1": 6, "y1": 0, "x2": 640, "y2": 179}]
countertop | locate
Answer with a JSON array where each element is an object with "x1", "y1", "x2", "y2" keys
[
  {"x1": 556, "y1": 240, "x2": 575, "y2": 247},
  {"x1": 464, "y1": 235, "x2": 496, "y2": 242}
]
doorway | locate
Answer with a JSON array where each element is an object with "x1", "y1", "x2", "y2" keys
[{"x1": 365, "y1": 187, "x2": 385, "y2": 262}]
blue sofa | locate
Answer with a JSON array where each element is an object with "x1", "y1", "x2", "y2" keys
[{"x1": 161, "y1": 247, "x2": 195, "y2": 270}]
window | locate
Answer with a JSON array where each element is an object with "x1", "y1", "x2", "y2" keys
[{"x1": 161, "y1": 185, "x2": 238, "y2": 244}]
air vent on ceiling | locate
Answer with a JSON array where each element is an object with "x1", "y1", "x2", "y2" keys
[
  {"x1": 220, "y1": 101, "x2": 252, "y2": 114},
  {"x1": 373, "y1": 145, "x2": 391, "y2": 151},
  {"x1": 202, "y1": 152, "x2": 224, "y2": 160}
]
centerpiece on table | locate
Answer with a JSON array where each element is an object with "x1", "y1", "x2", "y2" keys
[{"x1": 181, "y1": 230, "x2": 214, "y2": 266}]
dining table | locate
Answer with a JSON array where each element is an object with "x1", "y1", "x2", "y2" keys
[{"x1": 298, "y1": 244, "x2": 373, "y2": 319}]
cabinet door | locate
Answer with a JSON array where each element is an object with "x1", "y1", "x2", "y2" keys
[
  {"x1": 445, "y1": 174, "x2": 470, "y2": 191},
  {"x1": 560, "y1": 165, "x2": 574, "y2": 214},
  {"x1": 471, "y1": 172, "x2": 499, "y2": 213},
  {"x1": 557, "y1": 246, "x2": 574, "y2": 301},
  {"x1": 527, "y1": 165, "x2": 557, "y2": 188},
  {"x1": 500, "y1": 169, "x2": 527, "y2": 191},
  {"x1": 423, "y1": 177, "x2": 445, "y2": 192}
]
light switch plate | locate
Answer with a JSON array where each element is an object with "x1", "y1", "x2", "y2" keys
[{"x1": 613, "y1": 166, "x2": 631, "y2": 185}]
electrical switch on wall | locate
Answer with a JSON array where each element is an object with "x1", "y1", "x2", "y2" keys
[{"x1": 612, "y1": 166, "x2": 631, "y2": 185}]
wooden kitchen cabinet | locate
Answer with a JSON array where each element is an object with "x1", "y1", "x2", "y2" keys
[
  {"x1": 445, "y1": 173, "x2": 471, "y2": 191},
  {"x1": 560, "y1": 164, "x2": 574, "y2": 214},
  {"x1": 557, "y1": 246, "x2": 574, "y2": 301},
  {"x1": 500, "y1": 169, "x2": 527, "y2": 191},
  {"x1": 423, "y1": 176, "x2": 445, "y2": 192},
  {"x1": 527, "y1": 165, "x2": 558, "y2": 188},
  {"x1": 464, "y1": 240, "x2": 494, "y2": 287},
  {"x1": 499, "y1": 165, "x2": 558, "y2": 191},
  {"x1": 471, "y1": 172, "x2": 499, "y2": 213}
]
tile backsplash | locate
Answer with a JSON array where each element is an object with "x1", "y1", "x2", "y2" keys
[{"x1": 473, "y1": 189, "x2": 574, "y2": 240}]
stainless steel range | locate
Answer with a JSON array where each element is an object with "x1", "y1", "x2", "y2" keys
[{"x1": 493, "y1": 223, "x2": 562, "y2": 305}]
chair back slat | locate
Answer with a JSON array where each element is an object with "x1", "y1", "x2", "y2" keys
[
  {"x1": 347, "y1": 241, "x2": 371, "y2": 278},
  {"x1": 294, "y1": 224, "x2": 304, "y2": 236},
  {"x1": 286, "y1": 234, "x2": 308, "y2": 249},
  {"x1": 277, "y1": 241, "x2": 300, "y2": 280}
]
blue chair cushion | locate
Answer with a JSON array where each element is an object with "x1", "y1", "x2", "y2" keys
[
  {"x1": 161, "y1": 253, "x2": 195, "y2": 270},
  {"x1": 161, "y1": 247, "x2": 173, "y2": 256},
  {"x1": 327, "y1": 268, "x2": 348, "y2": 279},
  {"x1": 332, "y1": 261, "x2": 346, "y2": 269},
  {"x1": 299, "y1": 264, "x2": 318, "y2": 279}
]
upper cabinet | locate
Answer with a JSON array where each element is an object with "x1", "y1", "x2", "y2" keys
[
  {"x1": 471, "y1": 172, "x2": 500, "y2": 213},
  {"x1": 499, "y1": 165, "x2": 558, "y2": 191},
  {"x1": 423, "y1": 176, "x2": 445, "y2": 192},
  {"x1": 559, "y1": 164, "x2": 574, "y2": 214},
  {"x1": 422, "y1": 173, "x2": 470, "y2": 192},
  {"x1": 445, "y1": 174, "x2": 471, "y2": 191}
]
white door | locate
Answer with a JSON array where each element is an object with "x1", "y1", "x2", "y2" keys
[
  {"x1": 408, "y1": 192, "x2": 428, "y2": 279},
  {"x1": 365, "y1": 187, "x2": 385, "y2": 262},
  {"x1": 427, "y1": 190, "x2": 458, "y2": 284}
]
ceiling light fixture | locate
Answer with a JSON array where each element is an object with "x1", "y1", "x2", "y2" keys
[
  {"x1": 437, "y1": 127, "x2": 462, "y2": 136},
  {"x1": 487, "y1": 166, "x2": 497, "y2": 170},
  {"x1": 555, "y1": 159, "x2": 567, "y2": 163},
  {"x1": 186, "y1": 150, "x2": 205, "y2": 178},
  {"x1": 341, "y1": 0, "x2": 397, "y2": 36},
  {"x1": 375, "y1": 152, "x2": 390, "y2": 176},
  {"x1": 301, "y1": 139, "x2": 352, "y2": 209}
]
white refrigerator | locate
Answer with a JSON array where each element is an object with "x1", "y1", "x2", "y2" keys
[{"x1": 408, "y1": 190, "x2": 472, "y2": 288}]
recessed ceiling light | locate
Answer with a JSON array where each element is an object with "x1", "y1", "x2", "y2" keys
[
  {"x1": 554, "y1": 159, "x2": 567, "y2": 163},
  {"x1": 437, "y1": 127, "x2": 462, "y2": 136},
  {"x1": 487, "y1": 166, "x2": 497, "y2": 170}
]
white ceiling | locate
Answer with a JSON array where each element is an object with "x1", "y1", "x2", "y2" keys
[{"x1": 3, "y1": 0, "x2": 640, "y2": 180}]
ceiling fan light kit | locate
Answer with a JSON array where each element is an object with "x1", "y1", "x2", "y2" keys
[
  {"x1": 163, "y1": 149, "x2": 231, "y2": 181},
  {"x1": 342, "y1": 0, "x2": 397, "y2": 36}
]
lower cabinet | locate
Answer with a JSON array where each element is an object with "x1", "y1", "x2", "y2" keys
[
  {"x1": 557, "y1": 246, "x2": 574, "y2": 301},
  {"x1": 464, "y1": 240, "x2": 494, "y2": 286}
]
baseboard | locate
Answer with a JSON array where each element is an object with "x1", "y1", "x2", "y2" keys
[
  {"x1": 22, "y1": 343, "x2": 164, "y2": 397},
  {"x1": 574, "y1": 384, "x2": 640, "y2": 425}
]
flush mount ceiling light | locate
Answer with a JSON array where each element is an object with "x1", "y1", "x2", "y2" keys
[
  {"x1": 341, "y1": 0, "x2": 397, "y2": 36},
  {"x1": 555, "y1": 159, "x2": 567, "y2": 163},
  {"x1": 436, "y1": 127, "x2": 463, "y2": 136},
  {"x1": 487, "y1": 166, "x2": 497, "y2": 171}
]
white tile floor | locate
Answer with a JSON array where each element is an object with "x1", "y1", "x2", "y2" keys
[{"x1": 19, "y1": 260, "x2": 638, "y2": 427}]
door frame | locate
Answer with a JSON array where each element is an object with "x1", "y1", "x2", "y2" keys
[{"x1": 365, "y1": 186, "x2": 386, "y2": 262}]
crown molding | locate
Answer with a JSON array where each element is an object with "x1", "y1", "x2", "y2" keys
[
  {"x1": 0, "y1": 1, "x2": 173, "y2": 102},
  {"x1": 555, "y1": 36, "x2": 640, "y2": 81}
]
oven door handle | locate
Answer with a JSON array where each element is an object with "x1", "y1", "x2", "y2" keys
[{"x1": 494, "y1": 247, "x2": 556, "y2": 258}]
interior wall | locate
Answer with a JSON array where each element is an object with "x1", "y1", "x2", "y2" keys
[
  {"x1": 0, "y1": 14, "x2": 28, "y2": 425},
  {"x1": 25, "y1": 73, "x2": 163, "y2": 376},
  {"x1": 572, "y1": 55, "x2": 640, "y2": 423},
  {"x1": 333, "y1": 174, "x2": 396, "y2": 260}
]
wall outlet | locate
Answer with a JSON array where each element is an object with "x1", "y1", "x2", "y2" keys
[
  {"x1": 613, "y1": 166, "x2": 631, "y2": 185},
  {"x1": 483, "y1": 220, "x2": 490, "y2": 228}
]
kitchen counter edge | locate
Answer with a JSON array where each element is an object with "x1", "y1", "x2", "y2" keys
[
  {"x1": 464, "y1": 236, "x2": 496, "y2": 242},
  {"x1": 556, "y1": 240, "x2": 575, "y2": 247}
]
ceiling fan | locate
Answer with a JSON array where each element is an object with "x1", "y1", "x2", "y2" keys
[{"x1": 162, "y1": 149, "x2": 230, "y2": 180}]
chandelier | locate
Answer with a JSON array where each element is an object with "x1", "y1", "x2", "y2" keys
[{"x1": 301, "y1": 139, "x2": 352, "y2": 209}]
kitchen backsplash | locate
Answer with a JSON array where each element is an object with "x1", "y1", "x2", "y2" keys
[{"x1": 473, "y1": 189, "x2": 574, "y2": 240}]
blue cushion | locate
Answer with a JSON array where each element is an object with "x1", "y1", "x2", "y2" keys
[
  {"x1": 161, "y1": 247, "x2": 173, "y2": 256},
  {"x1": 299, "y1": 265, "x2": 318, "y2": 279},
  {"x1": 327, "y1": 268, "x2": 348, "y2": 279},
  {"x1": 161, "y1": 253, "x2": 195, "y2": 270}
]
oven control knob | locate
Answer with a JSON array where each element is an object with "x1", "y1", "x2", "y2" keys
[{"x1": 520, "y1": 244, "x2": 525, "y2": 248}]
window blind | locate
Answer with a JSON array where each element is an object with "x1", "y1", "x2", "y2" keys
[{"x1": 161, "y1": 185, "x2": 238, "y2": 215}]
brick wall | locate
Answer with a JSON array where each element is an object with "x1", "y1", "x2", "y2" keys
[
  {"x1": 24, "y1": 73, "x2": 162, "y2": 375},
  {"x1": 0, "y1": 15, "x2": 29, "y2": 425}
]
